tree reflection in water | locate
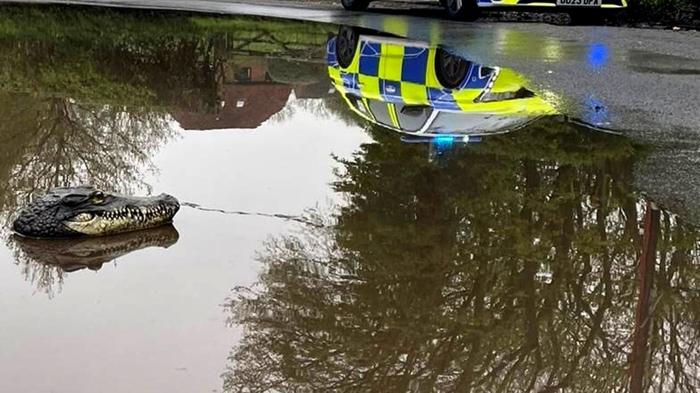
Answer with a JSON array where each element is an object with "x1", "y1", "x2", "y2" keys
[
  {"x1": 0, "y1": 93, "x2": 175, "y2": 296},
  {"x1": 0, "y1": 6, "x2": 338, "y2": 297},
  {"x1": 8, "y1": 225, "x2": 180, "y2": 297},
  {"x1": 224, "y1": 119, "x2": 700, "y2": 392},
  {"x1": 0, "y1": 95, "x2": 174, "y2": 220},
  {"x1": 0, "y1": 94, "x2": 173, "y2": 211}
]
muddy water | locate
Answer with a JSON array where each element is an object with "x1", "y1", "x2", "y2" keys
[{"x1": 1, "y1": 5, "x2": 699, "y2": 393}]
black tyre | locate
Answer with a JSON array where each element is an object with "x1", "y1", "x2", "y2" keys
[
  {"x1": 435, "y1": 48, "x2": 470, "y2": 89},
  {"x1": 444, "y1": 0, "x2": 480, "y2": 21},
  {"x1": 341, "y1": 0, "x2": 370, "y2": 11},
  {"x1": 336, "y1": 26, "x2": 360, "y2": 69}
]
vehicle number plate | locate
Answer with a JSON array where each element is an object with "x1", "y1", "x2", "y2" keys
[{"x1": 557, "y1": 0, "x2": 600, "y2": 6}]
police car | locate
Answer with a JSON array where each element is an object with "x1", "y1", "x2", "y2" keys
[
  {"x1": 340, "y1": 0, "x2": 626, "y2": 22},
  {"x1": 327, "y1": 27, "x2": 557, "y2": 141}
]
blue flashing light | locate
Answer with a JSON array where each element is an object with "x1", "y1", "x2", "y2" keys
[
  {"x1": 433, "y1": 135, "x2": 455, "y2": 150},
  {"x1": 587, "y1": 43, "x2": 609, "y2": 70}
]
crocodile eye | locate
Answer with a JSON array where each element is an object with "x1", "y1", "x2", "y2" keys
[{"x1": 91, "y1": 191, "x2": 105, "y2": 204}]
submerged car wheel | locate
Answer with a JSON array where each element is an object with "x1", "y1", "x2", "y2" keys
[
  {"x1": 341, "y1": 0, "x2": 370, "y2": 11},
  {"x1": 336, "y1": 26, "x2": 359, "y2": 68},
  {"x1": 435, "y1": 48, "x2": 470, "y2": 89},
  {"x1": 444, "y1": 0, "x2": 480, "y2": 21}
]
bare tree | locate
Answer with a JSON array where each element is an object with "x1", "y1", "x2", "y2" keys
[{"x1": 223, "y1": 121, "x2": 700, "y2": 393}]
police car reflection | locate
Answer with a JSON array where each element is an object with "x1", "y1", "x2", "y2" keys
[{"x1": 327, "y1": 26, "x2": 557, "y2": 146}]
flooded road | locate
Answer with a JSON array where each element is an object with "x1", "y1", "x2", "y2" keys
[
  {"x1": 14, "y1": 0, "x2": 700, "y2": 139},
  {"x1": 1, "y1": 5, "x2": 700, "y2": 393}
]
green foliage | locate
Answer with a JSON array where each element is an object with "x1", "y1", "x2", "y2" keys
[
  {"x1": 0, "y1": 4, "x2": 333, "y2": 107},
  {"x1": 626, "y1": 0, "x2": 699, "y2": 25}
]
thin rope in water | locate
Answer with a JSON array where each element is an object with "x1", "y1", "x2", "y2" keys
[{"x1": 180, "y1": 202, "x2": 325, "y2": 228}]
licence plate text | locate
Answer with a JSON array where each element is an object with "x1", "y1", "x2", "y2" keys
[{"x1": 556, "y1": 0, "x2": 600, "y2": 6}]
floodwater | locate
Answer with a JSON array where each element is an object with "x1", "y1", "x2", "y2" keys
[{"x1": 1, "y1": 5, "x2": 699, "y2": 393}]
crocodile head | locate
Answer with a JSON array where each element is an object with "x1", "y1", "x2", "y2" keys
[{"x1": 12, "y1": 186, "x2": 180, "y2": 238}]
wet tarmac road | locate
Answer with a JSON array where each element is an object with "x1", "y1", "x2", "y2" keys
[
  {"x1": 1, "y1": 3, "x2": 700, "y2": 393},
  {"x1": 8, "y1": 0, "x2": 700, "y2": 140}
]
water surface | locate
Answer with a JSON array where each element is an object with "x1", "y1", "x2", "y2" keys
[{"x1": 1, "y1": 5, "x2": 699, "y2": 393}]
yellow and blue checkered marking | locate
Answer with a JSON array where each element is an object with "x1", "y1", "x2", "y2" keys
[
  {"x1": 340, "y1": 72, "x2": 361, "y2": 94},
  {"x1": 327, "y1": 37, "x2": 500, "y2": 111},
  {"x1": 464, "y1": 65, "x2": 493, "y2": 89},
  {"x1": 327, "y1": 35, "x2": 559, "y2": 135},
  {"x1": 359, "y1": 42, "x2": 381, "y2": 76},
  {"x1": 326, "y1": 39, "x2": 338, "y2": 67},
  {"x1": 428, "y1": 88, "x2": 460, "y2": 110},
  {"x1": 400, "y1": 47, "x2": 429, "y2": 84}
]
